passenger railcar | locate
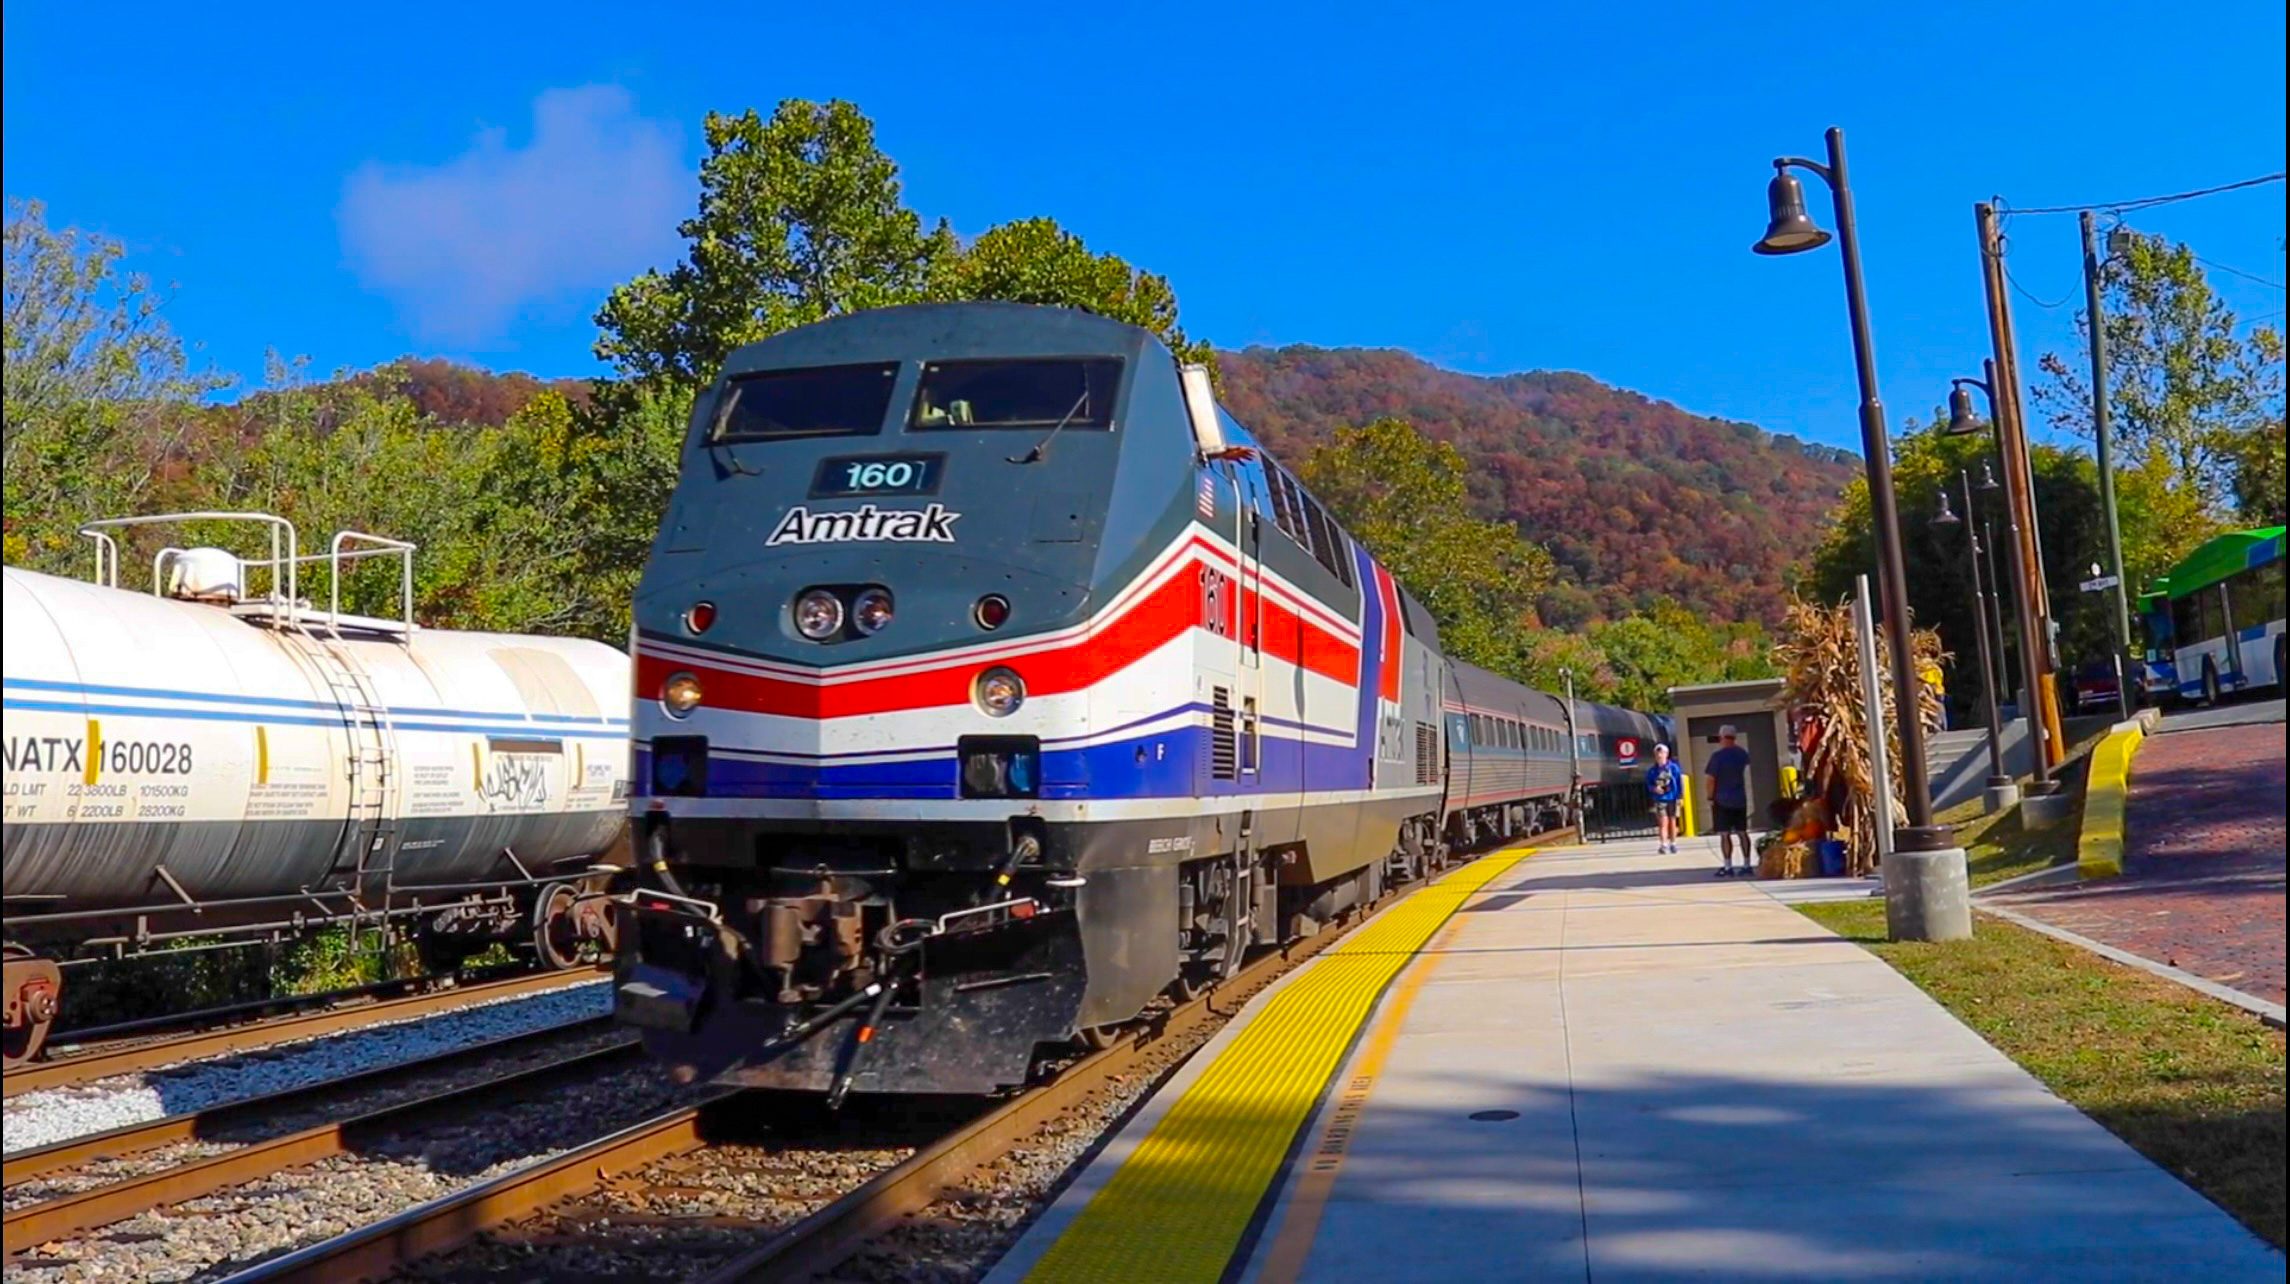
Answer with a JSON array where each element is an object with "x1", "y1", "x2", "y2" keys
[
  {"x1": 614, "y1": 302, "x2": 1672, "y2": 1099},
  {"x1": 1442, "y1": 660, "x2": 1673, "y2": 846}
]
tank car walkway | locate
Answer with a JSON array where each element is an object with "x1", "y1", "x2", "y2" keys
[{"x1": 988, "y1": 838, "x2": 2284, "y2": 1284}]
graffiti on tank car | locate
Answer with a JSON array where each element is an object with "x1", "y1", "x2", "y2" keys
[
  {"x1": 764, "y1": 503, "x2": 959, "y2": 547},
  {"x1": 480, "y1": 737, "x2": 562, "y2": 810},
  {"x1": 481, "y1": 755, "x2": 551, "y2": 809}
]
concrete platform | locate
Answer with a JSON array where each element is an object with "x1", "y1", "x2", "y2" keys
[{"x1": 990, "y1": 838, "x2": 2283, "y2": 1283}]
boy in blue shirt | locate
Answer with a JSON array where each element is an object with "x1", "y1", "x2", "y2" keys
[{"x1": 1645, "y1": 743, "x2": 1684, "y2": 855}]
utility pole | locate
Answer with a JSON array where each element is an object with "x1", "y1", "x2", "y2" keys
[
  {"x1": 1975, "y1": 202, "x2": 2067, "y2": 773},
  {"x1": 2080, "y1": 210, "x2": 2134, "y2": 721}
]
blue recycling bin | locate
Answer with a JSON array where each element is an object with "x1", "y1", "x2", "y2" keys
[{"x1": 1817, "y1": 839, "x2": 1847, "y2": 878}]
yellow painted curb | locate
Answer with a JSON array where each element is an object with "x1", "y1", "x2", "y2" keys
[
  {"x1": 1020, "y1": 848, "x2": 1531, "y2": 1284},
  {"x1": 2078, "y1": 721, "x2": 2145, "y2": 879}
]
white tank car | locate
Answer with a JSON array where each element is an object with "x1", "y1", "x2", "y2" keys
[{"x1": 2, "y1": 515, "x2": 632, "y2": 1066}]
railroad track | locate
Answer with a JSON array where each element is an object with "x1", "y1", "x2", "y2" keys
[
  {"x1": 2, "y1": 1015, "x2": 628, "y2": 1248},
  {"x1": 216, "y1": 857, "x2": 1429, "y2": 1284},
  {"x1": 4, "y1": 1029, "x2": 694, "y2": 1280},
  {"x1": 3, "y1": 966, "x2": 607, "y2": 1098}
]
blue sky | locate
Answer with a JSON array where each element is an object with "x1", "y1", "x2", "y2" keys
[{"x1": 4, "y1": 0, "x2": 2282, "y2": 452}]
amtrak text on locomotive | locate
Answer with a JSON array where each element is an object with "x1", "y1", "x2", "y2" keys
[{"x1": 764, "y1": 503, "x2": 960, "y2": 547}]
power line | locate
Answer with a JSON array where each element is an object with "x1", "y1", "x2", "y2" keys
[
  {"x1": 1998, "y1": 171, "x2": 2285, "y2": 217},
  {"x1": 2004, "y1": 264, "x2": 2075, "y2": 310},
  {"x1": 2192, "y1": 255, "x2": 2286, "y2": 291}
]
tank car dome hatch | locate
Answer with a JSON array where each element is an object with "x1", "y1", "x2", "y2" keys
[{"x1": 165, "y1": 547, "x2": 244, "y2": 603}]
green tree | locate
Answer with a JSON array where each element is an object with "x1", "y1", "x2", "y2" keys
[
  {"x1": 928, "y1": 217, "x2": 1217, "y2": 377},
  {"x1": 1513, "y1": 626, "x2": 1617, "y2": 704},
  {"x1": 595, "y1": 99, "x2": 1217, "y2": 399},
  {"x1": 1803, "y1": 418, "x2": 2120, "y2": 721},
  {"x1": 1298, "y1": 417, "x2": 1554, "y2": 671},
  {"x1": 2221, "y1": 419, "x2": 2286, "y2": 527},
  {"x1": 3, "y1": 199, "x2": 228, "y2": 568},
  {"x1": 2035, "y1": 231, "x2": 2284, "y2": 502},
  {"x1": 462, "y1": 385, "x2": 692, "y2": 641},
  {"x1": 1583, "y1": 598, "x2": 1773, "y2": 711},
  {"x1": 185, "y1": 359, "x2": 491, "y2": 620},
  {"x1": 594, "y1": 99, "x2": 956, "y2": 386}
]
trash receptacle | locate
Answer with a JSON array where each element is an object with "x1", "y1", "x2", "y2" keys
[{"x1": 1817, "y1": 839, "x2": 1846, "y2": 878}]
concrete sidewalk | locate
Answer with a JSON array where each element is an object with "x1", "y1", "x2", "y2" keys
[{"x1": 993, "y1": 837, "x2": 2283, "y2": 1283}]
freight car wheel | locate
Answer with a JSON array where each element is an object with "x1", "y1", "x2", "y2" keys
[
  {"x1": 3, "y1": 946, "x2": 62, "y2": 1070},
  {"x1": 531, "y1": 882, "x2": 587, "y2": 971}
]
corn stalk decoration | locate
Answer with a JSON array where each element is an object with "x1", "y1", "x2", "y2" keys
[{"x1": 1771, "y1": 598, "x2": 1948, "y2": 876}]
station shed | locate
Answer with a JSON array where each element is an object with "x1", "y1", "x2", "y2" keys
[{"x1": 1665, "y1": 677, "x2": 1791, "y2": 833}]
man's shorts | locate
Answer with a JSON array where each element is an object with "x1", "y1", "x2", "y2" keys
[
  {"x1": 1654, "y1": 799, "x2": 1681, "y2": 820},
  {"x1": 1712, "y1": 803, "x2": 1750, "y2": 834}
]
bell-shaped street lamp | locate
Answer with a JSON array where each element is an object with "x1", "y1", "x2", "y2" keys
[{"x1": 1753, "y1": 168, "x2": 1833, "y2": 256}]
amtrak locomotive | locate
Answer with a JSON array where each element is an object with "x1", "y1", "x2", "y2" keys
[{"x1": 615, "y1": 303, "x2": 1666, "y2": 1097}]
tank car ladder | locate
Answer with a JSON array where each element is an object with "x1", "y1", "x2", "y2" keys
[{"x1": 298, "y1": 628, "x2": 403, "y2": 936}]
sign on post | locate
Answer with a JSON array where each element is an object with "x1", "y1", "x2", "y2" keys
[{"x1": 2079, "y1": 574, "x2": 2120, "y2": 593}]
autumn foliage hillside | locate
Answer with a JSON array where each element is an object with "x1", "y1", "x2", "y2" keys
[{"x1": 1215, "y1": 346, "x2": 1859, "y2": 628}]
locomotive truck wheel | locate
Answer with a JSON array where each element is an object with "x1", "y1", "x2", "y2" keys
[
  {"x1": 532, "y1": 882, "x2": 586, "y2": 972},
  {"x1": 3, "y1": 947, "x2": 63, "y2": 1071}
]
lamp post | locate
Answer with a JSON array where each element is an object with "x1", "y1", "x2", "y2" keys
[
  {"x1": 1948, "y1": 366, "x2": 2062, "y2": 801},
  {"x1": 1559, "y1": 665, "x2": 1583, "y2": 814},
  {"x1": 2081, "y1": 212, "x2": 2135, "y2": 721},
  {"x1": 1931, "y1": 469, "x2": 2020, "y2": 813},
  {"x1": 1752, "y1": 127, "x2": 1950, "y2": 857},
  {"x1": 1754, "y1": 128, "x2": 1966, "y2": 943}
]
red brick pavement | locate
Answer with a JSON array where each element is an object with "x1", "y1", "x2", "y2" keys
[{"x1": 1988, "y1": 721, "x2": 2285, "y2": 1005}]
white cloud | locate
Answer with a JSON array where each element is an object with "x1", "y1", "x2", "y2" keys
[{"x1": 339, "y1": 85, "x2": 687, "y2": 344}]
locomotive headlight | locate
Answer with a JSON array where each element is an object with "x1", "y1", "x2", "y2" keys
[
  {"x1": 852, "y1": 587, "x2": 895, "y2": 635},
  {"x1": 793, "y1": 589, "x2": 844, "y2": 640},
  {"x1": 973, "y1": 666, "x2": 1026, "y2": 717},
  {"x1": 661, "y1": 671, "x2": 704, "y2": 717}
]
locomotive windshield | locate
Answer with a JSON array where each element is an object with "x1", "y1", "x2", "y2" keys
[
  {"x1": 711, "y1": 362, "x2": 900, "y2": 441},
  {"x1": 909, "y1": 357, "x2": 1122, "y2": 430}
]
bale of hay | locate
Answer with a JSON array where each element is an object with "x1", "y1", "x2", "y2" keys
[{"x1": 1760, "y1": 842, "x2": 1816, "y2": 879}]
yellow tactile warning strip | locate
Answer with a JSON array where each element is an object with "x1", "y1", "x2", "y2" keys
[
  {"x1": 1256, "y1": 918, "x2": 1463, "y2": 1283},
  {"x1": 1020, "y1": 849, "x2": 1531, "y2": 1284}
]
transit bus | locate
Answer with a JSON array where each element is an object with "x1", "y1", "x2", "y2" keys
[{"x1": 2141, "y1": 525, "x2": 2286, "y2": 705}]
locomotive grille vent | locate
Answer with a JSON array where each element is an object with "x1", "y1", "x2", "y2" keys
[
  {"x1": 1211, "y1": 687, "x2": 1237, "y2": 780},
  {"x1": 1415, "y1": 721, "x2": 1436, "y2": 786}
]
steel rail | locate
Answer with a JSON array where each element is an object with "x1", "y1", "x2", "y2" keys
[
  {"x1": 3, "y1": 1014, "x2": 615, "y2": 1187},
  {"x1": 3, "y1": 966, "x2": 607, "y2": 1098},
  {"x1": 3, "y1": 1036, "x2": 640, "y2": 1253},
  {"x1": 693, "y1": 896, "x2": 1363, "y2": 1284}
]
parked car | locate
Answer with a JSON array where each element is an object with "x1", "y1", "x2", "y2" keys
[{"x1": 2071, "y1": 658, "x2": 2123, "y2": 713}]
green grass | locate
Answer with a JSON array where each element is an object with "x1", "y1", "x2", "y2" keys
[
  {"x1": 1936, "y1": 793, "x2": 2082, "y2": 888},
  {"x1": 1801, "y1": 900, "x2": 2286, "y2": 1249}
]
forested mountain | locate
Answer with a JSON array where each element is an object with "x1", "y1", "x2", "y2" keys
[{"x1": 1216, "y1": 346, "x2": 1859, "y2": 628}]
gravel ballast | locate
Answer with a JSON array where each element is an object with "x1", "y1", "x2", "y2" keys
[{"x1": 2, "y1": 979, "x2": 611, "y2": 1155}]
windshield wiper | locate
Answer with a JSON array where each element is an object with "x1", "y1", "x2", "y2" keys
[
  {"x1": 1006, "y1": 390, "x2": 1090, "y2": 465},
  {"x1": 704, "y1": 395, "x2": 764, "y2": 476}
]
